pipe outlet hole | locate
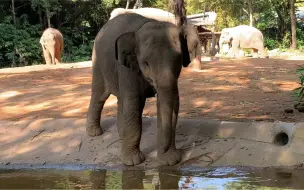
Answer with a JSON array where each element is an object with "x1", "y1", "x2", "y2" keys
[{"x1": 274, "y1": 132, "x2": 289, "y2": 146}]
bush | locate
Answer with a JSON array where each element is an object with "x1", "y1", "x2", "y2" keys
[
  {"x1": 264, "y1": 37, "x2": 280, "y2": 50},
  {"x1": 0, "y1": 16, "x2": 43, "y2": 68},
  {"x1": 60, "y1": 26, "x2": 95, "y2": 63}
]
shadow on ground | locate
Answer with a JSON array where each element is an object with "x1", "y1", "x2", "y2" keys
[{"x1": 1, "y1": 117, "x2": 304, "y2": 168}]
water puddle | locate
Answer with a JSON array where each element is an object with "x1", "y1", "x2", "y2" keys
[{"x1": 0, "y1": 167, "x2": 303, "y2": 189}]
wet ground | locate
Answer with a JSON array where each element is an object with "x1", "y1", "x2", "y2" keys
[{"x1": 1, "y1": 167, "x2": 304, "y2": 189}]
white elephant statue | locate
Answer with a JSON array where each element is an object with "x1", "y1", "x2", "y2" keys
[{"x1": 219, "y1": 25, "x2": 268, "y2": 58}]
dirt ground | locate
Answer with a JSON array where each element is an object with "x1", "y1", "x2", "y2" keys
[{"x1": 1, "y1": 58, "x2": 303, "y2": 122}]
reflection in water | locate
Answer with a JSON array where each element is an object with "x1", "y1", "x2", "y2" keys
[{"x1": 0, "y1": 167, "x2": 304, "y2": 189}]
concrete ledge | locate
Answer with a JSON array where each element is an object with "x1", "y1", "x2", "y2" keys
[{"x1": 1, "y1": 118, "x2": 304, "y2": 169}]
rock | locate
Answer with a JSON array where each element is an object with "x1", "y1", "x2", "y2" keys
[{"x1": 284, "y1": 108, "x2": 294, "y2": 114}]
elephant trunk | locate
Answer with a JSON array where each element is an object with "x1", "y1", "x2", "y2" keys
[{"x1": 156, "y1": 82, "x2": 179, "y2": 154}]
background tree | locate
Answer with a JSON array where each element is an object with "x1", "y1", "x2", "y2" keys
[
  {"x1": 0, "y1": 0, "x2": 303, "y2": 68},
  {"x1": 290, "y1": 0, "x2": 297, "y2": 49}
]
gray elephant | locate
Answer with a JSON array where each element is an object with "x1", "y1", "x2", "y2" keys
[
  {"x1": 86, "y1": 13, "x2": 198, "y2": 166},
  {"x1": 109, "y1": 7, "x2": 202, "y2": 70},
  {"x1": 219, "y1": 25, "x2": 268, "y2": 58}
]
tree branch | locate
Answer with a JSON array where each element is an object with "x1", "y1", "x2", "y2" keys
[{"x1": 243, "y1": 8, "x2": 249, "y2": 15}]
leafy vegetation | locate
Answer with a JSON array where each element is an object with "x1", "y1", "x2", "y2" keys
[{"x1": 0, "y1": 0, "x2": 303, "y2": 68}]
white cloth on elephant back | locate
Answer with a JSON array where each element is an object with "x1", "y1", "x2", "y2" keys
[{"x1": 110, "y1": 7, "x2": 176, "y2": 25}]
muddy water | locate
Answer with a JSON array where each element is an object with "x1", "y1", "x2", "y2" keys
[{"x1": 0, "y1": 167, "x2": 303, "y2": 189}]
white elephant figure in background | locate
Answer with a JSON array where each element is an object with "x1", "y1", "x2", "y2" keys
[{"x1": 219, "y1": 25, "x2": 268, "y2": 58}]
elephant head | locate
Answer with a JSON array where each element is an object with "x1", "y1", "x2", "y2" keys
[
  {"x1": 115, "y1": 22, "x2": 197, "y2": 80},
  {"x1": 109, "y1": 8, "x2": 202, "y2": 70},
  {"x1": 219, "y1": 29, "x2": 233, "y2": 54},
  {"x1": 114, "y1": 22, "x2": 194, "y2": 154}
]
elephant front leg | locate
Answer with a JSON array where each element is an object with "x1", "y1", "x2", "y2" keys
[
  {"x1": 231, "y1": 40, "x2": 240, "y2": 58},
  {"x1": 156, "y1": 92, "x2": 181, "y2": 166},
  {"x1": 120, "y1": 96, "x2": 146, "y2": 166},
  {"x1": 42, "y1": 46, "x2": 52, "y2": 65}
]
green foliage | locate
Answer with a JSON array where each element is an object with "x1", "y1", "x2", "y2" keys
[
  {"x1": 293, "y1": 66, "x2": 304, "y2": 102},
  {"x1": 0, "y1": 16, "x2": 43, "y2": 68},
  {"x1": 0, "y1": 0, "x2": 304, "y2": 68},
  {"x1": 281, "y1": 31, "x2": 291, "y2": 49},
  {"x1": 296, "y1": 27, "x2": 304, "y2": 51},
  {"x1": 264, "y1": 37, "x2": 280, "y2": 50}
]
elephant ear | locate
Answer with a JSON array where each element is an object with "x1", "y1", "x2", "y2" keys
[{"x1": 115, "y1": 32, "x2": 139, "y2": 72}]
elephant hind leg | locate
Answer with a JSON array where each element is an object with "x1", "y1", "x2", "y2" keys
[
  {"x1": 86, "y1": 71, "x2": 110, "y2": 137},
  {"x1": 259, "y1": 47, "x2": 268, "y2": 58},
  {"x1": 49, "y1": 47, "x2": 56, "y2": 65},
  {"x1": 42, "y1": 46, "x2": 52, "y2": 65},
  {"x1": 252, "y1": 48, "x2": 259, "y2": 58},
  {"x1": 55, "y1": 43, "x2": 62, "y2": 65}
]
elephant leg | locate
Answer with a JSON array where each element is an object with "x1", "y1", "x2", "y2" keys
[
  {"x1": 55, "y1": 43, "x2": 62, "y2": 65},
  {"x1": 251, "y1": 48, "x2": 258, "y2": 58},
  {"x1": 117, "y1": 98, "x2": 123, "y2": 138},
  {"x1": 86, "y1": 73, "x2": 110, "y2": 137},
  {"x1": 231, "y1": 40, "x2": 240, "y2": 58},
  {"x1": 121, "y1": 96, "x2": 146, "y2": 166},
  {"x1": 258, "y1": 46, "x2": 268, "y2": 58},
  {"x1": 157, "y1": 94, "x2": 181, "y2": 166},
  {"x1": 42, "y1": 46, "x2": 52, "y2": 65},
  {"x1": 49, "y1": 46, "x2": 56, "y2": 65}
]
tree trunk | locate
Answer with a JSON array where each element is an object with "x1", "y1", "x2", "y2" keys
[
  {"x1": 133, "y1": 0, "x2": 142, "y2": 9},
  {"x1": 11, "y1": 0, "x2": 16, "y2": 66},
  {"x1": 172, "y1": 0, "x2": 187, "y2": 27},
  {"x1": 11, "y1": 0, "x2": 16, "y2": 25},
  {"x1": 248, "y1": 0, "x2": 253, "y2": 26},
  {"x1": 290, "y1": 0, "x2": 297, "y2": 49},
  {"x1": 38, "y1": 5, "x2": 43, "y2": 28},
  {"x1": 46, "y1": 7, "x2": 51, "y2": 28},
  {"x1": 126, "y1": 0, "x2": 130, "y2": 9},
  {"x1": 44, "y1": 0, "x2": 51, "y2": 28}
]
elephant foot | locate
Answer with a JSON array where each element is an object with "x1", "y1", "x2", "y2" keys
[
  {"x1": 157, "y1": 148, "x2": 181, "y2": 166},
  {"x1": 123, "y1": 149, "x2": 145, "y2": 166},
  {"x1": 86, "y1": 123, "x2": 103, "y2": 137}
]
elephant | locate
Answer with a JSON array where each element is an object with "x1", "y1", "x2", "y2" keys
[
  {"x1": 39, "y1": 28, "x2": 64, "y2": 65},
  {"x1": 86, "y1": 13, "x2": 198, "y2": 166},
  {"x1": 109, "y1": 7, "x2": 202, "y2": 70},
  {"x1": 219, "y1": 25, "x2": 268, "y2": 58}
]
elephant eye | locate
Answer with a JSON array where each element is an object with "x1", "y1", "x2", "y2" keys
[{"x1": 144, "y1": 61, "x2": 149, "y2": 67}]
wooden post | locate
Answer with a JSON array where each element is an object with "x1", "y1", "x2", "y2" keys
[{"x1": 211, "y1": 32, "x2": 216, "y2": 56}]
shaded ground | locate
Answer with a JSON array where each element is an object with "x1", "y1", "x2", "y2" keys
[
  {"x1": 1, "y1": 118, "x2": 304, "y2": 168},
  {"x1": 0, "y1": 58, "x2": 303, "y2": 122}
]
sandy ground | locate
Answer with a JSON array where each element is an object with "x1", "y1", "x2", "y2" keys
[
  {"x1": 0, "y1": 58, "x2": 303, "y2": 122},
  {"x1": 1, "y1": 117, "x2": 304, "y2": 168}
]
